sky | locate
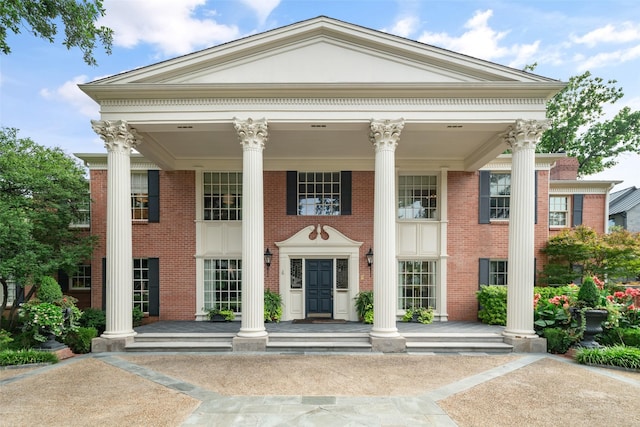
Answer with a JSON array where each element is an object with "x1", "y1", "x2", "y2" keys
[{"x1": 1, "y1": 0, "x2": 640, "y2": 191}]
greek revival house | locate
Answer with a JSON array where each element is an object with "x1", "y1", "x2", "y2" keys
[{"x1": 74, "y1": 17, "x2": 614, "y2": 352}]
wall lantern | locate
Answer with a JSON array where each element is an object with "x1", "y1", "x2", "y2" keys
[
  {"x1": 366, "y1": 247, "x2": 373, "y2": 275},
  {"x1": 264, "y1": 248, "x2": 273, "y2": 269}
]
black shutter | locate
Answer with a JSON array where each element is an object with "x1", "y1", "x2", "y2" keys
[
  {"x1": 102, "y1": 258, "x2": 107, "y2": 311},
  {"x1": 572, "y1": 194, "x2": 584, "y2": 226},
  {"x1": 479, "y1": 258, "x2": 490, "y2": 286},
  {"x1": 534, "y1": 171, "x2": 539, "y2": 225},
  {"x1": 15, "y1": 284, "x2": 25, "y2": 305},
  {"x1": 286, "y1": 171, "x2": 298, "y2": 215},
  {"x1": 148, "y1": 258, "x2": 160, "y2": 316},
  {"x1": 534, "y1": 258, "x2": 537, "y2": 286},
  {"x1": 58, "y1": 270, "x2": 69, "y2": 293},
  {"x1": 341, "y1": 171, "x2": 352, "y2": 215},
  {"x1": 479, "y1": 171, "x2": 491, "y2": 224},
  {"x1": 148, "y1": 170, "x2": 160, "y2": 223}
]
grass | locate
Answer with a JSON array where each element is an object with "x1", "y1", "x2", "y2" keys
[{"x1": 575, "y1": 345, "x2": 640, "y2": 371}]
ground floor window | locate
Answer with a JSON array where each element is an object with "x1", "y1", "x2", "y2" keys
[
  {"x1": 490, "y1": 260, "x2": 508, "y2": 286},
  {"x1": 204, "y1": 259, "x2": 242, "y2": 312},
  {"x1": 1, "y1": 279, "x2": 16, "y2": 306},
  {"x1": 398, "y1": 260, "x2": 436, "y2": 310},
  {"x1": 70, "y1": 265, "x2": 91, "y2": 290},
  {"x1": 133, "y1": 258, "x2": 149, "y2": 313}
]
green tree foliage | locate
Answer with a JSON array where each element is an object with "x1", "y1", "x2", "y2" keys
[
  {"x1": 541, "y1": 225, "x2": 640, "y2": 284},
  {"x1": 0, "y1": 0, "x2": 113, "y2": 66},
  {"x1": 538, "y1": 71, "x2": 640, "y2": 176},
  {"x1": 0, "y1": 128, "x2": 95, "y2": 318}
]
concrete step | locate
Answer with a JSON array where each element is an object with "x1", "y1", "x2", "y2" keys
[
  {"x1": 133, "y1": 332, "x2": 235, "y2": 342},
  {"x1": 266, "y1": 341, "x2": 372, "y2": 352},
  {"x1": 268, "y1": 332, "x2": 370, "y2": 343},
  {"x1": 406, "y1": 341, "x2": 513, "y2": 354},
  {"x1": 126, "y1": 340, "x2": 233, "y2": 352},
  {"x1": 403, "y1": 332, "x2": 506, "y2": 343}
]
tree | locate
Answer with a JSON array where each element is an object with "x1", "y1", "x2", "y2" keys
[
  {"x1": 0, "y1": 128, "x2": 95, "y2": 322},
  {"x1": 0, "y1": 0, "x2": 113, "y2": 66},
  {"x1": 538, "y1": 71, "x2": 640, "y2": 176}
]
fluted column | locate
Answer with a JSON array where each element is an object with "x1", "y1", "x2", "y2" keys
[
  {"x1": 91, "y1": 120, "x2": 140, "y2": 339},
  {"x1": 234, "y1": 118, "x2": 268, "y2": 338},
  {"x1": 369, "y1": 119, "x2": 404, "y2": 338},
  {"x1": 504, "y1": 119, "x2": 549, "y2": 337}
]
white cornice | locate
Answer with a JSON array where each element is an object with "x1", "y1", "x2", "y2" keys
[
  {"x1": 75, "y1": 153, "x2": 160, "y2": 170},
  {"x1": 550, "y1": 180, "x2": 620, "y2": 194},
  {"x1": 481, "y1": 153, "x2": 566, "y2": 171}
]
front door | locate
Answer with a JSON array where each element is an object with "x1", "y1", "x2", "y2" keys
[{"x1": 305, "y1": 259, "x2": 333, "y2": 317}]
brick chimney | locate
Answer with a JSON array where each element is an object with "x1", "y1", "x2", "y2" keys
[{"x1": 550, "y1": 157, "x2": 579, "y2": 180}]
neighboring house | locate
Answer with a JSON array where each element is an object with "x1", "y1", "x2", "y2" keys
[
  {"x1": 74, "y1": 16, "x2": 617, "y2": 351},
  {"x1": 609, "y1": 186, "x2": 640, "y2": 232}
]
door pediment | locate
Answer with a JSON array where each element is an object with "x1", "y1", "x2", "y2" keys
[{"x1": 276, "y1": 224, "x2": 363, "y2": 250}]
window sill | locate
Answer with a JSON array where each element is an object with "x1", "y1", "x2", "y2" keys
[{"x1": 69, "y1": 288, "x2": 91, "y2": 292}]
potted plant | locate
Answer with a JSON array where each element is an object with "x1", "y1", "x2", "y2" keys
[
  {"x1": 355, "y1": 291, "x2": 373, "y2": 324},
  {"x1": 264, "y1": 290, "x2": 283, "y2": 323},
  {"x1": 207, "y1": 307, "x2": 235, "y2": 322},
  {"x1": 572, "y1": 276, "x2": 609, "y2": 348},
  {"x1": 402, "y1": 306, "x2": 434, "y2": 324}
]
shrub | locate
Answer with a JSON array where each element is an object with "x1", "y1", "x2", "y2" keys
[
  {"x1": 0, "y1": 330, "x2": 13, "y2": 351},
  {"x1": 402, "y1": 306, "x2": 434, "y2": 324},
  {"x1": 598, "y1": 327, "x2": 640, "y2": 347},
  {"x1": 264, "y1": 290, "x2": 283, "y2": 323},
  {"x1": 19, "y1": 302, "x2": 65, "y2": 342},
  {"x1": 132, "y1": 307, "x2": 144, "y2": 327},
  {"x1": 64, "y1": 327, "x2": 98, "y2": 354},
  {"x1": 0, "y1": 349, "x2": 58, "y2": 366},
  {"x1": 476, "y1": 285, "x2": 507, "y2": 325},
  {"x1": 37, "y1": 276, "x2": 64, "y2": 303},
  {"x1": 207, "y1": 308, "x2": 235, "y2": 321},
  {"x1": 79, "y1": 308, "x2": 106, "y2": 334},
  {"x1": 355, "y1": 291, "x2": 373, "y2": 323},
  {"x1": 542, "y1": 327, "x2": 574, "y2": 354},
  {"x1": 576, "y1": 345, "x2": 640, "y2": 371},
  {"x1": 577, "y1": 276, "x2": 600, "y2": 308}
]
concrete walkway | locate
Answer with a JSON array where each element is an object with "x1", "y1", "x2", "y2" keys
[{"x1": 1, "y1": 351, "x2": 639, "y2": 426}]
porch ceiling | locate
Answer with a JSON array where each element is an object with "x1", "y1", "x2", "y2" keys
[{"x1": 132, "y1": 120, "x2": 510, "y2": 171}]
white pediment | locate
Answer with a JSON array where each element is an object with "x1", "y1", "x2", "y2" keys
[
  {"x1": 275, "y1": 225, "x2": 363, "y2": 248},
  {"x1": 93, "y1": 17, "x2": 557, "y2": 87}
]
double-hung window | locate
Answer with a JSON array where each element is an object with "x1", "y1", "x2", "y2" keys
[
  {"x1": 133, "y1": 258, "x2": 149, "y2": 313},
  {"x1": 1, "y1": 279, "x2": 17, "y2": 306},
  {"x1": 70, "y1": 265, "x2": 91, "y2": 290},
  {"x1": 131, "y1": 172, "x2": 149, "y2": 220},
  {"x1": 398, "y1": 175, "x2": 437, "y2": 219},
  {"x1": 489, "y1": 260, "x2": 508, "y2": 286},
  {"x1": 204, "y1": 259, "x2": 242, "y2": 312},
  {"x1": 297, "y1": 172, "x2": 341, "y2": 216},
  {"x1": 490, "y1": 173, "x2": 511, "y2": 219},
  {"x1": 203, "y1": 172, "x2": 242, "y2": 220},
  {"x1": 549, "y1": 196, "x2": 570, "y2": 227}
]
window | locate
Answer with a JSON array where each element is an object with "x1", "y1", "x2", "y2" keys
[
  {"x1": 297, "y1": 172, "x2": 341, "y2": 215},
  {"x1": 398, "y1": 260, "x2": 436, "y2": 310},
  {"x1": 204, "y1": 259, "x2": 242, "y2": 312},
  {"x1": 549, "y1": 196, "x2": 570, "y2": 227},
  {"x1": 398, "y1": 175, "x2": 437, "y2": 219},
  {"x1": 1, "y1": 279, "x2": 17, "y2": 306},
  {"x1": 131, "y1": 173, "x2": 148, "y2": 220},
  {"x1": 490, "y1": 173, "x2": 511, "y2": 219},
  {"x1": 203, "y1": 172, "x2": 242, "y2": 220},
  {"x1": 336, "y1": 259, "x2": 349, "y2": 289},
  {"x1": 70, "y1": 265, "x2": 91, "y2": 290},
  {"x1": 489, "y1": 260, "x2": 508, "y2": 286},
  {"x1": 70, "y1": 192, "x2": 91, "y2": 228},
  {"x1": 133, "y1": 258, "x2": 149, "y2": 313}
]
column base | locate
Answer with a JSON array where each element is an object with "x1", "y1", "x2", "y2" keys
[
  {"x1": 503, "y1": 335, "x2": 547, "y2": 353},
  {"x1": 91, "y1": 336, "x2": 135, "y2": 353},
  {"x1": 233, "y1": 336, "x2": 268, "y2": 352},
  {"x1": 370, "y1": 336, "x2": 406, "y2": 353}
]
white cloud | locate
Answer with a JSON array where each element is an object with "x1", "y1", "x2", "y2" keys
[
  {"x1": 40, "y1": 75, "x2": 99, "y2": 118},
  {"x1": 99, "y1": 0, "x2": 240, "y2": 56},
  {"x1": 571, "y1": 22, "x2": 640, "y2": 47},
  {"x1": 417, "y1": 9, "x2": 539, "y2": 67},
  {"x1": 576, "y1": 44, "x2": 640, "y2": 71},
  {"x1": 239, "y1": 0, "x2": 280, "y2": 25},
  {"x1": 382, "y1": 16, "x2": 420, "y2": 38}
]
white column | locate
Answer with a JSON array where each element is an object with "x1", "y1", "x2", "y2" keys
[
  {"x1": 504, "y1": 119, "x2": 549, "y2": 337},
  {"x1": 91, "y1": 120, "x2": 140, "y2": 339},
  {"x1": 438, "y1": 167, "x2": 449, "y2": 321},
  {"x1": 234, "y1": 118, "x2": 268, "y2": 338},
  {"x1": 369, "y1": 119, "x2": 404, "y2": 338}
]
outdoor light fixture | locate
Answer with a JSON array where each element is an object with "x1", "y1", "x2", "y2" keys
[
  {"x1": 264, "y1": 248, "x2": 273, "y2": 269},
  {"x1": 366, "y1": 247, "x2": 373, "y2": 275}
]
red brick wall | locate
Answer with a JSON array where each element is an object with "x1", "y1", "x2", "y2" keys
[{"x1": 90, "y1": 170, "x2": 196, "y2": 320}]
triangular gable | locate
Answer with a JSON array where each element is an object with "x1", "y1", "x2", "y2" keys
[{"x1": 90, "y1": 16, "x2": 557, "y2": 87}]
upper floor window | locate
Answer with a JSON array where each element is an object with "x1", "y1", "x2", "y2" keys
[
  {"x1": 131, "y1": 172, "x2": 148, "y2": 220},
  {"x1": 549, "y1": 196, "x2": 570, "y2": 227},
  {"x1": 70, "y1": 191, "x2": 91, "y2": 228},
  {"x1": 297, "y1": 172, "x2": 341, "y2": 216},
  {"x1": 203, "y1": 172, "x2": 242, "y2": 221},
  {"x1": 398, "y1": 175, "x2": 437, "y2": 219},
  {"x1": 490, "y1": 173, "x2": 511, "y2": 219}
]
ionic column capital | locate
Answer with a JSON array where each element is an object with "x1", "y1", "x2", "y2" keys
[
  {"x1": 369, "y1": 118, "x2": 405, "y2": 151},
  {"x1": 503, "y1": 119, "x2": 550, "y2": 151},
  {"x1": 234, "y1": 117, "x2": 268, "y2": 151},
  {"x1": 91, "y1": 120, "x2": 141, "y2": 154}
]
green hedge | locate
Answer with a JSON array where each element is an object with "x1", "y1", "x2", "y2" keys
[
  {"x1": 64, "y1": 327, "x2": 98, "y2": 354},
  {"x1": 598, "y1": 327, "x2": 640, "y2": 347},
  {"x1": 0, "y1": 349, "x2": 58, "y2": 366},
  {"x1": 576, "y1": 345, "x2": 640, "y2": 371},
  {"x1": 477, "y1": 285, "x2": 507, "y2": 325}
]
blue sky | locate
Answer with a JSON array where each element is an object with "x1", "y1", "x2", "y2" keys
[{"x1": 2, "y1": 0, "x2": 640, "y2": 190}]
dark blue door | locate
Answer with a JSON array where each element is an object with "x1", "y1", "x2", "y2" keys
[{"x1": 306, "y1": 259, "x2": 333, "y2": 316}]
